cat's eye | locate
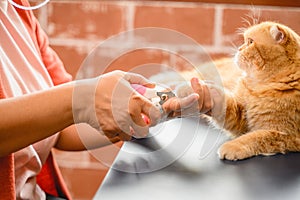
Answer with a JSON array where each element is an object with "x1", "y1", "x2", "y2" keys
[{"x1": 247, "y1": 38, "x2": 254, "y2": 46}]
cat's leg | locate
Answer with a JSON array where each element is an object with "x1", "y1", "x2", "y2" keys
[
  {"x1": 212, "y1": 92, "x2": 248, "y2": 137},
  {"x1": 218, "y1": 130, "x2": 300, "y2": 161}
]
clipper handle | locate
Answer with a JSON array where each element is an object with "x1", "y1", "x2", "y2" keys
[{"x1": 131, "y1": 84, "x2": 152, "y2": 125}]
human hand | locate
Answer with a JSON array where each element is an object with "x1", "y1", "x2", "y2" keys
[
  {"x1": 190, "y1": 77, "x2": 224, "y2": 116},
  {"x1": 170, "y1": 77, "x2": 224, "y2": 117},
  {"x1": 131, "y1": 83, "x2": 199, "y2": 121},
  {"x1": 73, "y1": 70, "x2": 161, "y2": 141},
  {"x1": 161, "y1": 92, "x2": 200, "y2": 119}
]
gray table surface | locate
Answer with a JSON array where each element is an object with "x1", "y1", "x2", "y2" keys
[{"x1": 93, "y1": 118, "x2": 300, "y2": 200}]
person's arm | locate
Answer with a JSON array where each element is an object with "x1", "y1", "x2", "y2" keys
[
  {"x1": 0, "y1": 71, "x2": 146, "y2": 156},
  {"x1": 0, "y1": 83, "x2": 74, "y2": 157},
  {"x1": 0, "y1": 71, "x2": 162, "y2": 156},
  {"x1": 0, "y1": 71, "x2": 200, "y2": 156},
  {"x1": 55, "y1": 124, "x2": 120, "y2": 151}
]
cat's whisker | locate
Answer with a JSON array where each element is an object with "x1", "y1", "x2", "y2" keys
[
  {"x1": 229, "y1": 52, "x2": 237, "y2": 58},
  {"x1": 229, "y1": 41, "x2": 238, "y2": 50},
  {"x1": 246, "y1": 7, "x2": 261, "y2": 26},
  {"x1": 241, "y1": 16, "x2": 252, "y2": 28},
  {"x1": 227, "y1": 41, "x2": 239, "y2": 58},
  {"x1": 229, "y1": 51, "x2": 237, "y2": 58},
  {"x1": 252, "y1": 8, "x2": 261, "y2": 24},
  {"x1": 236, "y1": 27, "x2": 247, "y2": 36}
]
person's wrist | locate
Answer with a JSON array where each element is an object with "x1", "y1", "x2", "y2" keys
[{"x1": 72, "y1": 78, "x2": 99, "y2": 128}]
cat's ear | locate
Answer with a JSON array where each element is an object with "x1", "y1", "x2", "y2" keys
[{"x1": 270, "y1": 25, "x2": 285, "y2": 43}]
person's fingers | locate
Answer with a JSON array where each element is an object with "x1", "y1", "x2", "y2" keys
[
  {"x1": 130, "y1": 123, "x2": 150, "y2": 138},
  {"x1": 124, "y1": 72, "x2": 155, "y2": 88},
  {"x1": 202, "y1": 84, "x2": 213, "y2": 113},
  {"x1": 191, "y1": 77, "x2": 213, "y2": 113},
  {"x1": 162, "y1": 93, "x2": 199, "y2": 114},
  {"x1": 128, "y1": 94, "x2": 156, "y2": 138},
  {"x1": 131, "y1": 93, "x2": 162, "y2": 127},
  {"x1": 141, "y1": 102, "x2": 161, "y2": 127},
  {"x1": 129, "y1": 95, "x2": 148, "y2": 126},
  {"x1": 191, "y1": 77, "x2": 205, "y2": 109}
]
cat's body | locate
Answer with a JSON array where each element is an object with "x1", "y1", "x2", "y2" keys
[
  {"x1": 152, "y1": 21, "x2": 300, "y2": 160},
  {"x1": 218, "y1": 69, "x2": 300, "y2": 160},
  {"x1": 217, "y1": 21, "x2": 300, "y2": 160}
]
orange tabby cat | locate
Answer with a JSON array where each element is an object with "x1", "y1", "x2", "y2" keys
[
  {"x1": 212, "y1": 21, "x2": 300, "y2": 160},
  {"x1": 151, "y1": 21, "x2": 300, "y2": 161}
]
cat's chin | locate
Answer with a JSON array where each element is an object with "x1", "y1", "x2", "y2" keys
[
  {"x1": 234, "y1": 53, "x2": 249, "y2": 73},
  {"x1": 233, "y1": 52, "x2": 240, "y2": 66}
]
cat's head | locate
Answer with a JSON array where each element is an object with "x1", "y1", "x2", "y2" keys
[{"x1": 235, "y1": 21, "x2": 300, "y2": 79}]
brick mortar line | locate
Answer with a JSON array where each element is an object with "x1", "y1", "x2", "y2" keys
[
  {"x1": 220, "y1": 3, "x2": 300, "y2": 10},
  {"x1": 125, "y1": 3, "x2": 135, "y2": 43},
  {"x1": 45, "y1": 0, "x2": 300, "y2": 10},
  {"x1": 126, "y1": 4, "x2": 135, "y2": 30},
  {"x1": 49, "y1": 38, "x2": 234, "y2": 53},
  {"x1": 131, "y1": 1, "x2": 218, "y2": 9},
  {"x1": 213, "y1": 4, "x2": 223, "y2": 48},
  {"x1": 53, "y1": 0, "x2": 216, "y2": 9}
]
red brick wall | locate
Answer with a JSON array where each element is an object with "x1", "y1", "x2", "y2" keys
[
  {"x1": 31, "y1": 1, "x2": 300, "y2": 199},
  {"x1": 33, "y1": 1, "x2": 300, "y2": 78}
]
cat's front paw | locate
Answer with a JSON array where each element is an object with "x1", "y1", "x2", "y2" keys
[{"x1": 218, "y1": 141, "x2": 252, "y2": 161}]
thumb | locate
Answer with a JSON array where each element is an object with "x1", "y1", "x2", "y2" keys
[
  {"x1": 137, "y1": 95, "x2": 162, "y2": 127},
  {"x1": 162, "y1": 93, "x2": 199, "y2": 114},
  {"x1": 124, "y1": 72, "x2": 155, "y2": 88}
]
